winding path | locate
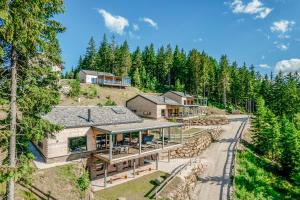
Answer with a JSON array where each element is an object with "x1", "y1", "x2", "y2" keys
[{"x1": 192, "y1": 115, "x2": 248, "y2": 200}]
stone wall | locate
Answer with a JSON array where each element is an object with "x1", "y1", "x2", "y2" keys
[
  {"x1": 170, "y1": 128, "x2": 222, "y2": 159},
  {"x1": 158, "y1": 163, "x2": 207, "y2": 200}
]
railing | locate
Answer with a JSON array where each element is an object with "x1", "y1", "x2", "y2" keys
[
  {"x1": 98, "y1": 78, "x2": 131, "y2": 86},
  {"x1": 153, "y1": 160, "x2": 191, "y2": 199}
]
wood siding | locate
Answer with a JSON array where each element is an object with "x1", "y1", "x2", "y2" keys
[
  {"x1": 126, "y1": 96, "x2": 167, "y2": 119},
  {"x1": 45, "y1": 127, "x2": 96, "y2": 159}
]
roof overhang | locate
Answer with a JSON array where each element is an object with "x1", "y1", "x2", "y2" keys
[{"x1": 92, "y1": 120, "x2": 183, "y2": 134}]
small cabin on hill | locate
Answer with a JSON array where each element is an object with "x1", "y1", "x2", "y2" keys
[{"x1": 79, "y1": 70, "x2": 131, "y2": 87}]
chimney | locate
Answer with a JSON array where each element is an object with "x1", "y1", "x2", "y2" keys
[
  {"x1": 88, "y1": 108, "x2": 91, "y2": 122},
  {"x1": 163, "y1": 96, "x2": 166, "y2": 103}
]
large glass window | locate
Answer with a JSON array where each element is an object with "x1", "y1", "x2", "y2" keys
[{"x1": 68, "y1": 136, "x2": 87, "y2": 153}]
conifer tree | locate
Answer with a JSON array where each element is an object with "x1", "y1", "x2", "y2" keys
[
  {"x1": 81, "y1": 37, "x2": 97, "y2": 70},
  {"x1": 278, "y1": 117, "x2": 299, "y2": 177},
  {"x1": 0, "y1": 1, "x2": 65, "y2": 199},
  {"x1": 115, "y1": 40, "x2": 131, "y2": 76},
  {"x1": 219, "y1": 55, "x2": 230, "y2": 108}
]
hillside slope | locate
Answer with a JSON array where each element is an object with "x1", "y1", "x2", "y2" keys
[{"x1": 60, "y1": 83, "x2": 145, "y2": 106}]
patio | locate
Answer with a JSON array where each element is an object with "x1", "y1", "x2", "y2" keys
[{"x1": 92, "y1": 120, "x2": 183, "y2": 163}]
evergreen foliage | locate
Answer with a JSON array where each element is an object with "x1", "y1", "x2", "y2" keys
[{"x1": 0, "y1": 1, "x2": 65, "y2": 198}]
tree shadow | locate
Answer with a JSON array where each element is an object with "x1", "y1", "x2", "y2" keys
[{"x1": 144, "y1": 174, "x2": 168, "y2": 199}]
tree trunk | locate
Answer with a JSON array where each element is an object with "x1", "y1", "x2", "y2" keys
[
  {"x1": 223, "y1": 81, "x2": 227, "y2": 109},
  {"x1": 7, "y1": 46, "x2": 17, "y2": 200}
]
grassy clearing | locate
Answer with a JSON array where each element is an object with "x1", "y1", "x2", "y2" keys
[
  {"x1": 15, "y1": 163, "x2": 84, "y2": 200},
  {"x1": 234, "y1": 147, "x2": 300, "y2": 200},
  {"x1": 94, "y1": 171, "x2": 168, "y2": 200}
]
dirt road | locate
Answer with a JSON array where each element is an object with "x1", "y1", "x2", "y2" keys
[{"x1": 192, "y1": 115, "x2": 248, "y2": 200}]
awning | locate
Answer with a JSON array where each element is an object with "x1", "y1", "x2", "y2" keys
[{"x1": 93, "y1": 120, "x2": 183, "y2": 134}]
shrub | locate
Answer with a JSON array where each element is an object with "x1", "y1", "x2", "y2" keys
[
  {"x1": 77, "y1": 170, "x2": 90, "y2": 192},
  {"x1": 104, "y1": 96, "x2": 117, "y2": 106},
  {"x1": 81, "y1": 85, "x2": 98, "y2": 98},
  {"x1": 68, "y1": 79, "x2": 80, "y2": 97}
]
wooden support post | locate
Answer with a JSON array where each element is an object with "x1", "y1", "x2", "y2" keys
[
  {"x1": 133, "y1": 159, "x2": 136, "y2": 178},
  {"x1": 180, "y1": 126, "x2": 183, "y2": 144},
  {"x1": 168, "y1": 127, "x2": 171, "y2": 142},
  {"x1": 109, "y1": 134, "x2": 113, "y2": 161},
  {"x1": 104, "y1": 163, "x2": 108, "y2": 187},
  {"x1": 156, "y1": 154, "x2": 159, "y2": 170},
  {"x1": 139, "y1": 131, "x2": 142, "y2": 154},
  {"x1": 162, "y1": 128, "x2": 164, "y2": 149}
]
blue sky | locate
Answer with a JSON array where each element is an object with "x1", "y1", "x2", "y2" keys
[{"x1": 56, "y1": 0, "x2": 300, "y2": 75}]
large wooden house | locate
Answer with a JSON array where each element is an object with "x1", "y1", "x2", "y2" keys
[{"x1": 38, "y1": 106, "x2": 183, "y2": 186}]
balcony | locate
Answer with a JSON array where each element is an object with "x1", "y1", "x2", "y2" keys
[{"x1": 92, "y1": 120, "x2": 183, "y2": 164}]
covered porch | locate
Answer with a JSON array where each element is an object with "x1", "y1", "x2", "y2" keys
[
  {"x1": 167, "y1": 105, "x2": 202, "y2": 118},
  {"x1": 90, "y1": 120, "x2": 183, "y2": 187}
]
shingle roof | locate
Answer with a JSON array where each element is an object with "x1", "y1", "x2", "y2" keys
[
  {"x1": 139, "y1": 94, "x2": 181, "y2": 106},
  {"x1": 43, "y1": 106, "x2": 143, "y2": 128},
  {"x1": 169, "y1": 91, "x2": 193, "y2": 98},
  {"x1": 80, "y1": 70, "x2": 114, "y2": 77}
]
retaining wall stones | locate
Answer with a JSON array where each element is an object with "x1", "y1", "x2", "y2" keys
[
  {"x1": 158, "y1": 163, "x2": 207, "y2": 200},
  {"x1": 170, "y1": 128, "x2": 223, "y2": 159}
]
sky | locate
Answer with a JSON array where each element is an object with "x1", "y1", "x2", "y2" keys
[{"x1": 56, "y1": 0, "x2": 300, "y2": 75}]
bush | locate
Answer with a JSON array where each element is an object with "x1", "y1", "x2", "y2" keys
[
  {"x1": 104, "y1": 96, "x2": 117, "y2": 106},
  {"x1": 68, "y1": 79, "x2": 81, "y2": 97},
  {"x1": 77, "y1": 171, "x2": 90, "y2": 192},
  {"x1": 81, "y1": 85, "x2": 98, "y2": 98}
]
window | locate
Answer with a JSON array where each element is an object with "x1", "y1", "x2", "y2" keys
[
  {"x1": 38, "y1": 141, "x2": 43, "y2": 149},
  {"x1": 161, "y1": 109, "x2": 165, "y2": 116},
  {"x1": 143, "y1": 111, "x2": 151, "y2": 115},
  {"x1": 91, "y1": 78, "x2": 97, "y2": 84},
  {"x1": 68, "y1": 136, "x2": 87, "y2": 153},
  {"x1": 184, "y1": 100, "x2": 187, "y2": 105}
]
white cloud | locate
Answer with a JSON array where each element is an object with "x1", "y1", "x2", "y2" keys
[
  {"x1": 141, "y1": 17, "x2": 158, "y2": 29},
  {"x1": 275, "y1": 58, "x2": 300, "y2": 74},
  {"x1": 270, "y1": 20, "x2": 295, "y2": 33},
  {"x1": 276, "y1": 43, "x2": 289, "y2": 51},
  {"x1": 229, "y1": 0, "x2": 272, "y2": 19},
  {"x1": 259, "y1": 64, "x2": 270, "y2": 68},
  {"x1": 132, "y1": 24, "x2": 139, "y2": 31},
  {"x1": 98, "y1": 9, "x2": 129, "y2": 35},
  {"x1": 193, "y1": 38, "x2": 203, "y2": 43}
]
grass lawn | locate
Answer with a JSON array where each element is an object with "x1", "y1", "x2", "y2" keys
[
  {"x1": 94, "y1": 171, "x2": 168, "y2": 200},
  {"x1": 234, "y1": 146, "x2": 300, "y2": 200}
]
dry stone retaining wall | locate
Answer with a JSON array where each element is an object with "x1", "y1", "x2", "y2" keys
[
  {"x1": 170, "y1": 128, "x2": 222, "y2": 159},
  {"x1": 159, "y1": 163, "x2": 207, "y2": 200}
]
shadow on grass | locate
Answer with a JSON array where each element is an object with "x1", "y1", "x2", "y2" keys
[
  {"x1": 144, "y1": 174, "x2": 168, "y2": 199},
  {"x1": 234, "y1": 146, "x2": 300, "y2": 200}
]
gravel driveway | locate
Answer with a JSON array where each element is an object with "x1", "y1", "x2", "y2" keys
[{"x1": 191, "y1": 115, "x2": 248, "y2": 200}]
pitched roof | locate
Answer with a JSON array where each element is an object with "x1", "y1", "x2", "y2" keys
[
  {"x1": 168, "y1": 91, "x2": 193, "y2": 98},
  {"x1": 43, "y1": 106, "x2": 143, "y2": 128},
  {"x1": 128, "y1": 94, "x2": 181, "y2": 106},
  {"x1": 80, "y1": 70, "x2": 114, "y2": 77}
]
